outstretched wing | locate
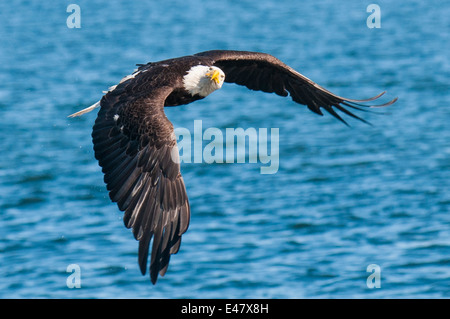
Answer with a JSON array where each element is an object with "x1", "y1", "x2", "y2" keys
[
  {"x1": 92, "y1": 83, "x2": 190, "y2": 284},
  {"x1": 195, "y1": 50, "x2": 397, "y2": 125}
]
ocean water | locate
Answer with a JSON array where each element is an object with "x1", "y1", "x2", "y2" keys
[{"x1": 0, "y1": 0, "x2": 449, "y2": 298}]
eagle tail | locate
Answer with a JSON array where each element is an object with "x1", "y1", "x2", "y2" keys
[{"x1": 68, "y1": 101, "x2": 100, "y2": 118}]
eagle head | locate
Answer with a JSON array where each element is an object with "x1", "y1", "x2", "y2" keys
[{"x1": 183, "y1": 65, "x2": 225, "y2": 97}]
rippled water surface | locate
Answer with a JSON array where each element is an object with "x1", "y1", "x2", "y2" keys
[{"x1": 0, "y1": 0, "x2": 449, "y2": 298}]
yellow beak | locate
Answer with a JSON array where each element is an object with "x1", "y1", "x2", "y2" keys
[{"x1": 208, "y1": 70, "x2": 221, "y2": 84}]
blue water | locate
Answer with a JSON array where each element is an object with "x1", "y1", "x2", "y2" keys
[{"x1": 0, "y1": 0, "x2": 449, "y2": 298}]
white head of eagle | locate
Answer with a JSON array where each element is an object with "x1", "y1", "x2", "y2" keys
[{"x1": 183, "y1": 65, "x2": 225, "y2": 97}]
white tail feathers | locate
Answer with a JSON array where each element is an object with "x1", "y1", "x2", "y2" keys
[{"x1": 68, "y1": 101, "x2": 100, "y2": 118}]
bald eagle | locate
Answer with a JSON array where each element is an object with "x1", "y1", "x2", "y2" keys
[{"x1": 69, "y1": 50, "x2": 397, "y2": 284}]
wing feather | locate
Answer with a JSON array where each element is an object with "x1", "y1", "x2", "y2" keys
[
  {"x1": 92, "y1": 74, "x2": 190, "y2": 284},
  {"x1": 195, "y1": 50, "x2": 397, "y2": 124}
]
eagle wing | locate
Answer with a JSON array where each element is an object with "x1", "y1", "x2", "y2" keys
[
  {"x1": 92, "y1": 80, "x2": 190, "y2": 284},
  {"x1": 195, "y1": 50, "x2": 397, "y2": 125}
]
